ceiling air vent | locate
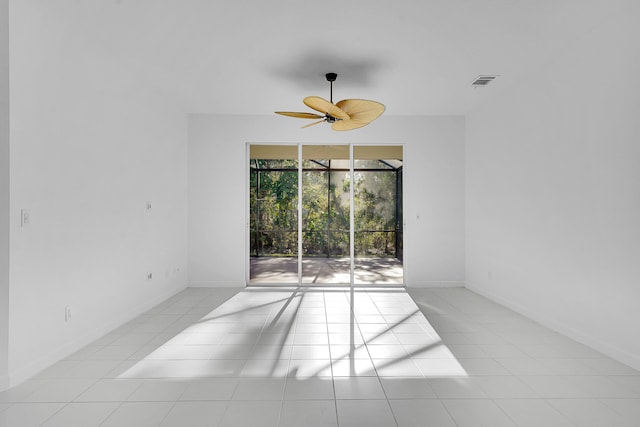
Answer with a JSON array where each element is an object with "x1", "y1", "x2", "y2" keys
[{"x1": 471, "y1": 75, "x2": 498, "y2": 87}]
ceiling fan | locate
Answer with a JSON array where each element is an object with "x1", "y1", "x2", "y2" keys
[{"x1": 275, "y1": 73, "x2": 385, "y2": 131}]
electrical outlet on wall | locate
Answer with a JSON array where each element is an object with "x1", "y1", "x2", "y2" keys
[
  {"x1": 21, "y1": 209, "x2": 31, "y2": 227},
  {"x1": 64, "y1": 306, "x2": 72, "y2": 323},
  {"x1": 147, "y1": 272, "x2": 153, "y2": 280}
]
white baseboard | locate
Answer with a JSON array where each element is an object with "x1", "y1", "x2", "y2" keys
[
  {"x1": 466, "y1": 281, "x2": 640, "y2": 372},
  {"x1": 188, "y1": 281, "x2": 245, "y2": 288},
  {"x1": 5, "y1": 284, "x2": 187, "y2": 390},
  {"x1": 407, "y1": 281, "x2": 465, "y2": 288}
]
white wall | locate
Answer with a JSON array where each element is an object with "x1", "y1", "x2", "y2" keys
[
  {"x1": 188, "y1": 114, "x2": 465, "y2": 288},
  {"x1": 466, "y1": 4, "x2": 640, "y2": 369},
  {"x1": 6, "y1": 2, "x2": 188, "y2": 386},
  {"x1": 0, "y1": 0, "x2": 10, "y2": 390}
]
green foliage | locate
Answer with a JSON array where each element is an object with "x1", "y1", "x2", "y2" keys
[
  {"x1": 251, "y1": 161, "x2": 400, "y2": 258},
  {"x1": 354, "y1": 171, "x2": 397, "y2": 256}
]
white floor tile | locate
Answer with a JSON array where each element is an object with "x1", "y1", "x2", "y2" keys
[
  {"x1": 293, "y1": 333, "x2": 329, "y2": 346},
  {"x1": 0, "y1": 403, "x2": 65, "y2": 427},
  {"x1": 32, "y1": 361, "x2": 79, "y2": 379},
  {"x1": 62, "y1": 360, "x2": 123, "y2": 379},
  {"x1": 284, "y1": 377, "x2": 334, "y2": 400},
  {"x1": 158, "y1": 401, "x2": 227, "y2": 427},
  {"x1": 494, "y1": 399, "x2": 574, "y2": 427},
  {"x1": 329, "y1": 344, "x2": 371, "y2": 360},
  {"x1": 75, "y1": 379, "x2": 142, "y2": 402},
  {"x1": 179, "y1": 378, "x2": 238, "y2": 401},
  {"x1": 40, "y1": 402, "x2": 119, "y2": 427},
  {"x1": 291, "y1": 345, "x2": 330, "y2": 359},
  {"x1": 582, "y1": 358, "x2": 640, "y2": 375},
  {"x1": 494, "y1": 357, "x2": 556, "y2": 375},
  {"x1": 0, "y1": 380, "x2": 48, "y2": 403},
  {"x1": 240, "y1": 358, "x2": 290, "y2": 378},
  {"x1": 547, "y1": 398, "x2": 635, "y2": 427},
  {"x1": 568, "y1": 375, "x2": 640, "y2": 398},
  {"x1": 249, "y1": 345, "x2": 292, "y2": 360},
  {"x1": 287, "y1": 359, "x2": 333, "y2": 378},
  {"x1": 380, "y1": 378, "x2": 436, "y2": 399},
  {"x1": 428, "y1": 378, "x2": 487, "y2": 398},
  {"x1": 331, "y1": 357, "x2": 377, "y2": 377},
  {"x1": 389, "y1": 399, "x2": 456, "y2": 427},
  {"x1": 600, "y1": 398, "x2": 640, "y2": 423},
  {"x1": 336, "y1": 399, "x2": 397, "y2": 427},
  {"x1": 22, "y1": 378, "x2": 95, "y2": 402},
  {"x1": 457, "y1": 358, "x2": 511, "y2": 375},
  {"x1": 472, "y1": 375, "x2": 538, "y2": 398},
  {"x1": 373, "y1": 357, "x2": 423, "y2": 377},
  {"x1": 219, "y1": 401, "x2": 281, "y2": 427},
  {"x1": 100, "y1": 401, "x2": 173, "y2": 427},
  {"x1": 609, "y1": 376, "x2": 640, "y2": 394},
  {"x1": 412, "y1": 358, "x2": 469, "y2": 378},
  {"x1": 208, "y1": 344, "x2": 255, "y2": 359},
  {"x1": 279, "y1": 400, "x2": 338, "y2": 427},
  {"x1": 366, "y1": 344, "x2": 408, "y2": 359},
  {"x1": 477, "y1": 344, "x2": 528, "y2": 358},
  {"x1": 333, "y1": 377, "x2": 386, "y2": 399},
  {"x1": 295, "y1": 323, "x2": 328, "y2": 334},
  {"x1": 441, "y1": 399, "x2": 516, "y2": 427},
  {"x1": 127, "y1": 379, "x2": 189, "y2": 401},
  {"x1": 518, "y1": 375, "x2": 591, "y2": 398},
  {"x1": 537, "y1": 357, "x2": 599, "y2": 375},
  {"x1": 232, "y1": 378, "x2": 285, "y2": 400},
  {"x1": 88, "y1": 345, "x2": 141, "y2": 361}
]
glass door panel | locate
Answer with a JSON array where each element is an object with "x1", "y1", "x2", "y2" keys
[
  {"x1": 353, "y1": 146, "x2": 404, "y2": 285},
  {"x1": 301, "y1": 146, "x2": 351, "y2": 285},
  {"x1": 249, "y1": 148, "x2": 299, "y2": 284}
]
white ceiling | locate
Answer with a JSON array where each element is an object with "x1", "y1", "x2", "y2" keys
[{"x1": 38, "y1": 0, "x2": 616, "y2": 116}]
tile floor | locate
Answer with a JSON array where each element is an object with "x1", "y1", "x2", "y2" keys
[{"x1": 1, "y1": 286, "x2": 639, "y2": 426}]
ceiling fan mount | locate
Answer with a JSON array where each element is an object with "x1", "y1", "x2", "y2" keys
[{"x1": 275, "y1": 72, "x2": 385, "y2": 131}]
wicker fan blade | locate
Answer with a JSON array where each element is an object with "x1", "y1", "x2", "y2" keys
[
  {"x1": 335, "y1": 99, "x2": 385, "y2": 124},
  {"x1": 303, "y1": 96, "x2": 350, "y2": 120},
  {"x1": 302, "y1": 119, "x2": 325, "y2": 129},
  {"x1": 331, "y1": 119, "x2": 371, "y2": 131},
  {"x1": 275, "y1": 111, "x2": 324, "y2": 119}
]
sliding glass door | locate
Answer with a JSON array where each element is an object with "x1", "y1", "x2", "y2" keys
[{"x1": 249, "y1": 144, "x2": 403, "y2": 286}]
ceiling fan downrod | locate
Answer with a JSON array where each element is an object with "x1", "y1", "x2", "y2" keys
[{"x1": 326, "y1": 72, "x2": 337, "y2": 103}]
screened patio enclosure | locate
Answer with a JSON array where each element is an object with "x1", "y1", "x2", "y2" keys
[{"x1": 248, "y1": 144, "x2": 403, "y2": 285}]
